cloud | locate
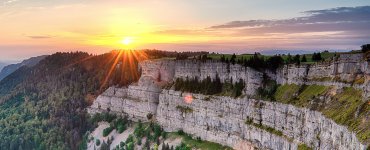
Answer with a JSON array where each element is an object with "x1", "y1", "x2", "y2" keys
[
  {"x1": 210, "y1": 6, "x2": 370, "y2": 29},
  {"x1": 5, "y1": 0, "x2": 18, "y2": 4},
  {"x1": 26, "y1": 35, "x2": 52, "y2": 39},
  {"x1": 206, "y1": 6, "x2": 370, "y2": 50},
  {"x1": 142, "y1": 6, "x2": 370, "y2": 51}
]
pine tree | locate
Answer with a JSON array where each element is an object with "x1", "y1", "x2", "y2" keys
[
  {"x1": 230, "y1": 53, "x2": 236, "y2": 65},
  {"x1": 293, "y1": 54, "x2": 300, "y2": 65},
  {"x1": 201, "y1": 54, "x2": 208, "y2": 62},
  {"x1": 317, "y1": 53, "x2": 322, "y2": 61},
  {"x1": 361, "y1": 44, "x2": 370, "y2": 53},
  {"x1": 220, "y1": 55, "x2": 225, "y2": 62},
  {"x1": 286, "y1": 53, "x2": 292, "y2": 64},
  {"x1": 301, "y1": 55, "x2": 307, "y2": 62}
]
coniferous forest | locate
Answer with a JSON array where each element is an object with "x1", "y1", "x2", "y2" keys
[{"x1": 0, "y1": 51, "x2": 143, "y2": 149}]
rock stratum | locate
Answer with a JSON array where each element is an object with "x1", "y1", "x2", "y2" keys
[{"x1": 88, "y1": 53, "x2": 369, "y2": 150}]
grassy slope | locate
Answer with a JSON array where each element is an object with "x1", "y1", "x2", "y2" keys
[
  {"x1": 322, "y1": 88, "x2": 370, "y2": 142},
  {"x1": 274, "y1": 84, "x2": 370, "y2": 143},
  {"x1": 168, "y1": 132, "x2": 232, "y2": 150}
]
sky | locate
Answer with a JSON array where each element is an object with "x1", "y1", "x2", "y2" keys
[{"x1": 0, "y1": 0, "x2": 370, "y2": 62}]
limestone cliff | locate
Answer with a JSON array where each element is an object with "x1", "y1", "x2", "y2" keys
[
  {"x1": 275, "y1": 53, "x2": 370, "y2": 98},
  {"x1": 157, "y1": 90, "x2": 366, "y2": 150},
  {"x1": 88, "y1": 55, "x2": 368, "y2": 150},
  {"x1": 88, "y1": 76, "x2": 162, "y2": 121}
]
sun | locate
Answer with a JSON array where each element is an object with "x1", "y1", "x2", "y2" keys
[{"x1": 121, "y1": 37, "x2": 133, "y2": 45}]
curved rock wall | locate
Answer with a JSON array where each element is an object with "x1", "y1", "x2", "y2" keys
[{"x1": 156, "y1": 90, "x2": 367, "y2": 150}]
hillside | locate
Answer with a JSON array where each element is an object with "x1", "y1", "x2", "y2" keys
[
  {"x1": 0, "y1": 62, "x2": 7, "y2": 71},
  {"x1": 0, "y1": 51, "x2": 142, "y2": 149},
  {"x1": 0, "y1": 55, "x2": 47, "y2": 81}
]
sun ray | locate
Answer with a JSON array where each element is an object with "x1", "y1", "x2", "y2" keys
[
  {"x1": 126, "y1": 50, "x2": 138, "y2": 82},
  {"x1": 97, "y1": 49, "x2": 150, "y2": 91},
  {"x1": 100, "y1": 50, "x2": 124, "y2": 91},
  {"x1": 64, "y1": 55, "x2": 95, "y2": 69},
  {"x1": 121, "y1": 50, "x2": 128, "y2": 85},
  {"x1": 131, "y1": 50, "x2": 148, "y2": 61}
]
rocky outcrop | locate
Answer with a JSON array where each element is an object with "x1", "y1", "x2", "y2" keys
[
  {"x1": 156, "y1": 90, "x2": 366, "y2": 150},
  {"x1": 88, "y1": 76, "x2": 162, "y2": 121},
  {"x1": 139, "y1": 60, "x2": 176, "y2": 83}
]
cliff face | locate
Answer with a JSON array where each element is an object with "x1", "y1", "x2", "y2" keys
[
  {"x1": 157, "y1": 90, "x2": 297, "y2": 150},
  {"x1": 88, "y1": 76, "x2": 162, "y2": 121},
  {"x1": 157, "y1": 90, "x2": 366, "y2": 150},
  {"x1": 140, "y1": 60, "x2": 263, "y2": 95},
  {"x1": 88, "y1": 55, "x2": 368, "y2": 150},
  {"x1": 275, "y1": 53, "x2": 370, "y2": 98}
]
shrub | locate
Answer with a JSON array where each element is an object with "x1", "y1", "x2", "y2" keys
[
  {"x1": 177, "y1": 130, "x2": 185, "y2": 135},
  {"x1": 103, "y1": 126, "x2": 114, "y2": 137},
  {"x1": 96, "y1": 139, "x2": 101, "y2": 146},
  {"x1": 125, "y1": 142, "x2": 134, "y2": 150},
  {"x1": 146, "y1": 113, "x2": 153, "y2": 120},
  {"x1": 120, "y1": 141, "x2": 125, "y2": 147},
  {"x1": 245, "y1": 117, "x2": 253, "y2": 125},
  {"x1": 176, "y1": 106, "x2": 193, "y2": 113},
  {"x1": 161, "y1": 131, "x2": 168, "y2": 139},
  {"x1": 117, "y1": 124, "x2": 126, "y2": 134},
  {"x1": 298, "y1": 144, "x2": 312, "y2": 150},
  {"x1": 137, "y1": 138, "x2": 142, "y2": 145},
  {"x1": 126, "y1": 135, "x2": 134, "y2": 144},
  {"x1": 134, "y1": 121, "x2": 144, "y2": 138},
  {"x1": 175, "y1": 142, "x2": 191, "y2": 150}
]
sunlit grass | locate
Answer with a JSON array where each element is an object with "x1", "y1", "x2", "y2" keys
[
  {"x1": 167, "y1": 132, "x2": 232, "y2": 150},
  {"x1": 273, "y1": 84, "x2": 370, "y2": 143}
]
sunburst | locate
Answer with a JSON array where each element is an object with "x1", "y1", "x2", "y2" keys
[{"x1": 99, "y1": 49, "x2": 149, "y2": 91}]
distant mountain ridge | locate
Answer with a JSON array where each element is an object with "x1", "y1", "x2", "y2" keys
[
  {"x1": 0, "y1": 62, "x2": 7, "y2": 71},
  {"x1": 0, "y1": 55, "x2": 47, "y2": 81}
]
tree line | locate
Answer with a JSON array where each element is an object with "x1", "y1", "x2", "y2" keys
[
  {"x1": 218, "y1": 52, "x2": 322, "y2": 71},
  {"x1": 174, "y1": 75, "x2": 245, "y2": 98}
]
